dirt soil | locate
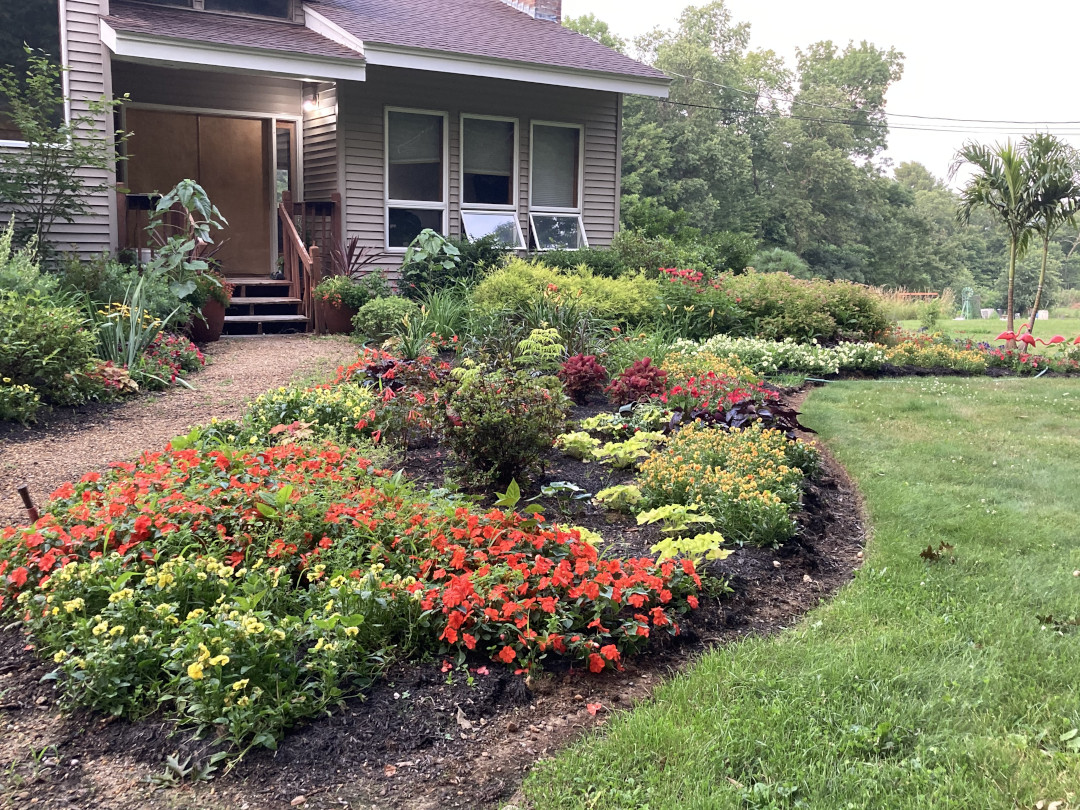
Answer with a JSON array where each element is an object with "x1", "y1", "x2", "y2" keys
[
  {"x1": 0, "y1": 385, "x2": 867, "y2": 810},
  {"x1": 0, "y1": 335, "x2": 358, "y2": 527}
]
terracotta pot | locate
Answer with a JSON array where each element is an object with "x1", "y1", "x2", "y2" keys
[
  {"x1": 190, "y1": 298, "x2": 226, "y2": 343},
  {"x1": 318, "y1": 299, "x2": 357, "y2": 335}
]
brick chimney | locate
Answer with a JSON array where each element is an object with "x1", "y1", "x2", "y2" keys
[{"x1": 500, "y1": 0, "x2": 562, "y2": 22}]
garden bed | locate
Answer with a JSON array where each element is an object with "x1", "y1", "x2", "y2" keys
[{"x1": 0, "y1": 401, "x2": 865, "y2": 810}]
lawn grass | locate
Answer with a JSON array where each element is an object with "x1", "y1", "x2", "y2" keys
[
  {"x1": 523, "y1": 377, "x2": 1080, "y2": 809},
  {"x1": 898, "y1": 317, "x2": 1080, "y2": 342}
]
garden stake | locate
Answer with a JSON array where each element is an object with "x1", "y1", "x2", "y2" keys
[{"x1": 17, "y1": 485, "x2": 39, "y2": 522}]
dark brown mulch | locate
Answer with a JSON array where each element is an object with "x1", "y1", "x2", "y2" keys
[{"x1": 0, "y1": 391, "x2": 867, "y2": 810}]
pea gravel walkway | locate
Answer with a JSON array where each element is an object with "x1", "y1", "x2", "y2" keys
[{"x1": 0, "y1": 335, "x2": 358, "y2": 528}]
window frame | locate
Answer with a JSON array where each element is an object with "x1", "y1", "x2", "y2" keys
[
  {"x1": 461, "y1": 210, "x2": 526, "y2": 250},
  {"x1": 459, "y1": 113, "x2": 519, "y2": 213},
  {"x1": 0, "y1": 0, "x2": 68, "y2": 148},
  {"x1": 384, "y1": 105, "x2": 449, "y2": 252},
  {"x1": 528, "y1": 121, "x2": 586, "y2": 250},
  {"x1": 126, "y1": 0, "x2": 299, "y2": 21}
]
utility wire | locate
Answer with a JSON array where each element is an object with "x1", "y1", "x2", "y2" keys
[
  {"x1": 664, "y1": 71, "x2": 1080, "y2": 127},
  {"x1": 656, "y1": 98, "x2": 1080, "y2": 137}
]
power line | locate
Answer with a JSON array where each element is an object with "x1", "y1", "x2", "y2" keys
[
  {"x1": 664, "y1": 71, "x2": 1080, "y2": 128},
  {"x1": 655, "y1": 98, "x2": 1080, "y2": 137}
]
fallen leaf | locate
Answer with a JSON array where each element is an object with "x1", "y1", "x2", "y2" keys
[
  {"x1": 586, "y1": 703, "x2": 603, "y2": 716},
  {"x1": 290, "y1": 797, "x2": 306, "y2": 807},
  {"x1": 383, "y1": 764, "x2": 397, "y2": 777},
  {"x1": 456, "y1": 706, "x2": 473, "y2": 730}
]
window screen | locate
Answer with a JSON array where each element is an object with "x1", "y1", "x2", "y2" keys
[
  {"x1": 463, "y1": 117, "x2": 514, "y2": 207},
  {"x1": 531, "y1": 124, "x2": 580, "y2": 210},
  {"x1": 387, "y1": 111, "x2": 444, "y2": 203},
  {"x1": 0, "y1": 1, "x2": 62, "y2": 141},
  {"x1": 462, "y1": 211, "x2": 524, "y2": 248},
  {"x1": 204, "y1": 0, "x2": 291, "y2": 17}
]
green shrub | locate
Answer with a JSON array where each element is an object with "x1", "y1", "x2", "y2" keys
[
  {"x1": 243, "y1": 383, "x2": 379, "y2": 444},
  {"x1": 0, "y1": 290, "x2": 100, "y2": 406},
  {"x1": 0, "y1": 222, "x2": 61, "y2": 298},
  {"x1": 751, "y1": 248, "x2": 811, "y2": 278},
  {"x1": 815, "y1": 279, "x2": 891, "y2": 340},
  {"x1": 654, "y1": 269, "x2": 744, "y2": 340},
  {"x1": 443, "y1": 368, "x2": 569, "y2": 484},
  {"x1": 472, "y1": 259, "x2": 658, "y2": 325},
  {"x1": 313, "y1": 271, "x2": 390, "y2": 310},
  {"x1": 610, "y1": 230, "x2": 757, "y2": 277},
  {"x1": 352, "y1": 296, "x2": 419, "y2": 340},
  {"x1": 58, "y1": 255, "x2": 184, "y2": 322},
  {"x1": 540, "y1": 248, "x2": 627, "y2": 278},
  {"x1": 400, "y1": 234, "x2": 507, "y2": 298}
]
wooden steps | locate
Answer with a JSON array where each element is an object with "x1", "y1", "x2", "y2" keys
[{"x1": 224, "y1": 277, "x2": 309, "y2": 335}]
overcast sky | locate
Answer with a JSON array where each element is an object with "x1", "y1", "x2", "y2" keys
[{"x1": 563, "y1": 0, "x2": 1080, "y2": 185}]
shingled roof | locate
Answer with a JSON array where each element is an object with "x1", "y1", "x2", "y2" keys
[
  {"x1": 309, "y1": 0, "x2": 667, "y2": 83},
  {"x1": 106, "y1": 1, "x2": 365, "y2": 62}
]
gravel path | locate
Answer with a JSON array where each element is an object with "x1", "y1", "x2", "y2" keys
[{"x1": 0, "y1": 335, "x2": 358, "y2": 528}]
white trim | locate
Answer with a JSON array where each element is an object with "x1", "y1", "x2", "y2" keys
[
  {"x1": 303, "y1": 6, "x2": 365, "y2": 57},
  {"x1": 459, "y1": 113, "x2": 518, "y2": 212},
  {"x1": 0, "y1": 140, "x2": 30, "y2": 149},
  {"x1": 384, "y1": 106, "x2": 449, "y2": 249},
  {"x1": 364, "y1": 44, "x2": 669, "y2": 98},
  {"x1": 528, "y1": 120, "x2": 585, "y2": 213},
  {"x1": 100, "y1": 20, "x2": 367, "y2": 82}
]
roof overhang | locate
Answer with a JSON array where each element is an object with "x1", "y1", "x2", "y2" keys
[
  {"x1": 99, "y1": 19, "x2": 367, "y2": 82},
  {"x1": 362, "y1": 44, "x2": 670, "y2": 97}
]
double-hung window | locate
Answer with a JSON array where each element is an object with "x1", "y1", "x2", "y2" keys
[
  {"x1": 0, "y1": 1, "x2": 63, "y2": 144},
  {"x1": 529, "y1": 122, "x2": 587, "y2": 250},
  {"x1": 459, "y1": 114, "x2": 524, "y2": 249},
  {"x1": 385, "y1": 108, "x2": 448, "y2": 249}
]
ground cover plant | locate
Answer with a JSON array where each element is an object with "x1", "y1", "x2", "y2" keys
[
  {"x1": 526, "y1": 377, "x2": 1080, "y2": 809},
  {"x1": 0, "y1": 435, "x2": 701, "y2": 755}
]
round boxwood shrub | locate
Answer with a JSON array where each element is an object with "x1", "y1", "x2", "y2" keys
[{"x1": 352, "y1": 296, "x2": 419, "y2": 341}]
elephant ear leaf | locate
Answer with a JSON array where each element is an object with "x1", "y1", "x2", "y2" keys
[{"x1": 170, "y1": 279, "x2": 198, "y2": 300}]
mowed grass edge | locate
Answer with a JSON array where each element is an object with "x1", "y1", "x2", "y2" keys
[{"x1": 522, "y1": 377, "x2": 1080, "y2": 809}]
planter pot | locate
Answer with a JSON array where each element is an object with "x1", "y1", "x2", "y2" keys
[
  {"x1": 318, "y1": 299, "x2": 358, "y2": 335},
  {"x1": 190, "y1": 298, "x2": 226, "y2": 343}
]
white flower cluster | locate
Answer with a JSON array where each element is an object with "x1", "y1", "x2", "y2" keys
[{"x1": 671, "y1": 336, "x2": 888, "y2": 375}]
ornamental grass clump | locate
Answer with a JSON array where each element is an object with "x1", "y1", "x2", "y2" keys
[{"x1": 638, "y1": 423, "x2": 817, "y2": 547}]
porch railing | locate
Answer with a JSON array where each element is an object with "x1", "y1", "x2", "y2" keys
[{"x1": 279, "y1": 191, "x2": 341, "y2": 334}]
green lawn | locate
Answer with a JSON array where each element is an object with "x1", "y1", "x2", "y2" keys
[
  {"x1": 524, "y1": 378, "x2": 1080, "y2": 809},
  {"x1": 898, "y1": 317, "x2": 1080, "y2": 342}
]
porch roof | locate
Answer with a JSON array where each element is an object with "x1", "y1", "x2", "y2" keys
[{"x1": 103, "y1": 1, "x2": 366, "y2": 81}]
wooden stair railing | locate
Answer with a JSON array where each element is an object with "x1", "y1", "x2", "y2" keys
[{"x1": 278, "y1": 200, "x2": 321, "y2": 333}]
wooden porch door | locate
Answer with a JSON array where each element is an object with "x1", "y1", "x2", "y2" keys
[{"x1": 126, "y1": 109, "x2": 272, "y2": 276}]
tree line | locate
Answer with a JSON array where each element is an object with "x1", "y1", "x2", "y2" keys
[{"x1": 566, "y1": 2, "x2": 1080, "y2": 307}]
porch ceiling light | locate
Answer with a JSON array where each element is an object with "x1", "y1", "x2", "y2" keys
[{"x1": 302, "y1": 86, "x2": 320, "y2": 113}]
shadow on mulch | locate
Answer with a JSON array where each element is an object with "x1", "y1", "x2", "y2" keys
[{"x1": 0, "y1": 390, "x2": 867, "y2": 810}]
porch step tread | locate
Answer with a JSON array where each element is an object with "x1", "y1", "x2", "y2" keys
[
  {"x1": 229, "y1": 296, "x2": 303, "y2": 305},
  {"x1": 224, "y1": 314, "x2": 309, "y2": 324},
  {"x1": 225, "y1": 277, "x2": 289, "y2": 286}
]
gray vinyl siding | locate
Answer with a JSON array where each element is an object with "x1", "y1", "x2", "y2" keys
[
  {"x1": 302, "y1": 83, "x2": 339, "y2": 200},
  {"x1": 34, "y1": 0, "x2": 115, "y2": 257},
  {"x1": 339, "y1": 66, "x2": 621, "y2": 271},
  {"x1": 111, "y1": 62, "x2": 301, "y2": 117}
]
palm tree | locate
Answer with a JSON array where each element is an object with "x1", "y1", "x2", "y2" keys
[
  {"x1": 1022, "y1": 134, "x2": 1080, "y2": 336},
  {"x1": 950, "y1": 140, "x2": 1035, "y2": 344}
]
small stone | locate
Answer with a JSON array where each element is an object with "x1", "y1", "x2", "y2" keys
[
  {"x1": 802, "y1": 574, "x2": 812, "y2": 583},
  {"x1": 290, "y1": 797, "x2": 307, "y2": 807},
  {"x1": 507, "y1": 721, "x2": 520, "y2": 732},
  {"x1": 572, "y1": 694, "x2": 584, "y2": 701},
  {"x1": 772, "y1": 560, "x2": 781, "y2": 568},
  {"x1": 1073, "y1": 570, "x2": 1079, "y2": 577},
  {"x1": 69, "y1": 759, "x2": 79, "y2": 767},
  {"x1": 856, "y1": 551, "x2": 864, "y2": 559}
]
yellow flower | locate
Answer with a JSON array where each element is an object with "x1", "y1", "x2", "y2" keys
[
  {"x1": 63, "y1": 598, "x2": 85, "y2": 613},
  {"x1": 232, "y1": 679, "x2": 250, "y2": 691},
  {"x1": 312, "y1": 637, "x2": 327, "y2": 652},
  {"x1": 53, "y1": 650, "x2": 68, "y2": 663},
  {"x1": 109, "y1": 625, "x2": 125, "y2": 637},
  {"x1": 92, "y1": 621, "x2": 109, "y2": 636},
  {"x1": 187, "y1": 662, "x2": 205, "y2": 680},
  {"x1": 209, "y1": 655, "x2": 230, "y2": 667},
  {"x1": 109, "y1": 589, "x2": 134, "y2": 603},
  {"x1": 344, "y1": 626, "x2": 359, "y2": 638}
]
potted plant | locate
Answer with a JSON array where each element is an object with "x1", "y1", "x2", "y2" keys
[
  {"x1": 188, "y1": 269, "x2": 232, "y2": 343},
  {"x1": 313, "y1": 267, "x2": 390, "y2": 334}
]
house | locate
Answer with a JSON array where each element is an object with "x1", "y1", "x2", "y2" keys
[{"x1": 3, "y1": 0, "x2": 668, "y2": 331}]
